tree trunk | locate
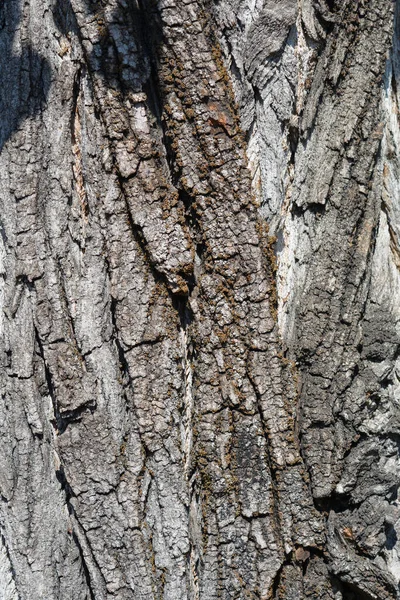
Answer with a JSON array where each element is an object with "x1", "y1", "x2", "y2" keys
[{"x1": 0, "y1": 0, "x2": 399, "y2": 598}]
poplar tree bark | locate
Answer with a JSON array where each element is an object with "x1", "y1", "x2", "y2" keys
[{"x1": 1, "y1": 0, "x2": 400, "y2": 598}]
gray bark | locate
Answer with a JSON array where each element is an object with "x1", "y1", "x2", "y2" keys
[{"x1": 0, "y1": 0, "x2": 399, "y2": 598}]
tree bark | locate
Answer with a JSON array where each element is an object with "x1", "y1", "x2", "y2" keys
[{"x1": 0, "y1": 0, "x2": 399, "y2": 598}]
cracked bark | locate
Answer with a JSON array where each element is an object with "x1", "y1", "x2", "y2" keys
[{"x1": 1, "y1": 0, "x2": 400, "y2": 598}]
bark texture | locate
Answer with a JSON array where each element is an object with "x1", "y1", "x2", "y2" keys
[{"x1": 0, "y1": 0, "x2": 399, "y2": 598}]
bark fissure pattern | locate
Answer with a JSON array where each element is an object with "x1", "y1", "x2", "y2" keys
[{"x1": 0, "y1": 0, "x2": 399, "y2": 598}]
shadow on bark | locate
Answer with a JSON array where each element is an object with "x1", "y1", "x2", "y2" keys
[
  {"x1": 53, "y1": 0, "x2": 164, "y2": 120},
  {"x1": 0, "y1": 0, "x2": 51, "y2": 149}
]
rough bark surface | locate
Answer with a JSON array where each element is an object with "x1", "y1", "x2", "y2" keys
[{"x1": 0, "y1": 0, "x2": 399, "y2": 599}]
